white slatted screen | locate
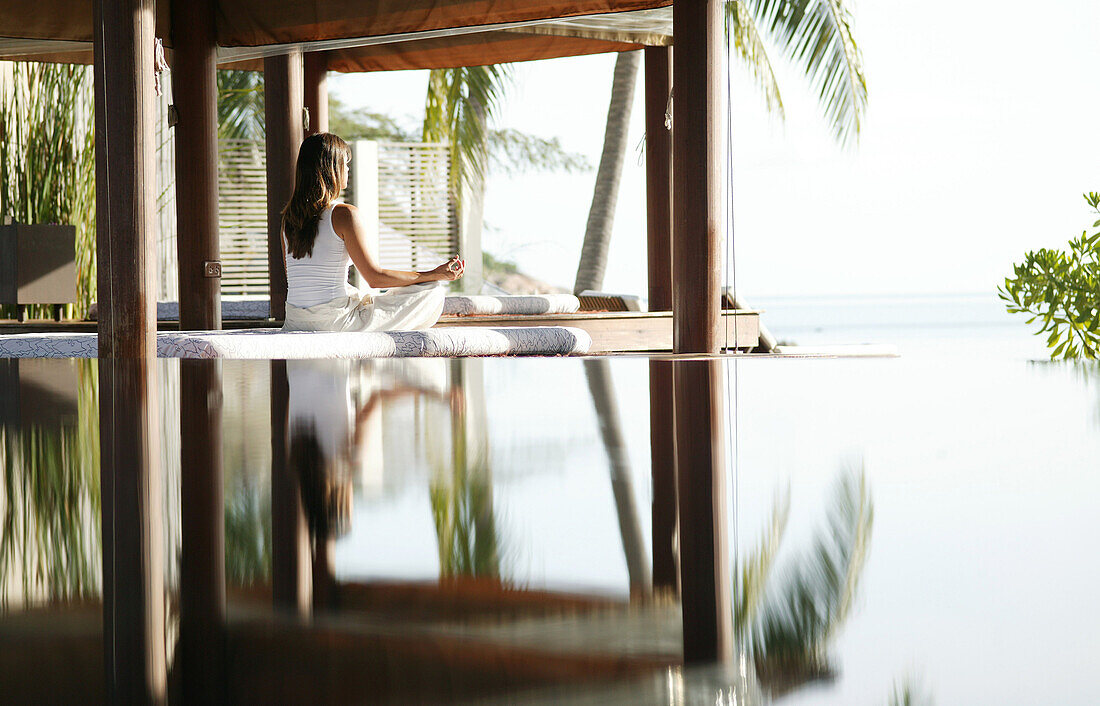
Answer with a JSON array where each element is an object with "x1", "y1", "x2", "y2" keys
[
  {"x1": 375, "y1": 142, "x2": 457, "y2": 271},
  {"x1": 218, "y1": 139, "x2": 270, "y2": 297}
]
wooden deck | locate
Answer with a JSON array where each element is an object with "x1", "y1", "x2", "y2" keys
[
  {"x1": 0, "y1": 310, "x2": 761, "y2": 354},
  {"x1": 438, "y1": 310, "x2": 761, "y2": 353}
]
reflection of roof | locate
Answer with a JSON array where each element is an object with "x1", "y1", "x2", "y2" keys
[{"x1": 0, "y1": 3, "x2": 671, "y2": 70}]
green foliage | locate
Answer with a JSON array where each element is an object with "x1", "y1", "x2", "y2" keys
[
  {"x1": 482, "y1": 250, "x2": 519, "y2": 276},
  {"x1": 488, "y1": 128, "x2": 591, "y2": 175},
  {"x1": 330, "y1": 95, "x2": 419, "y2": 142},
  {"x1": 0, "y1": 62, "x2": 96, "y2": 319},
  {"x1": 733, "y1": 0, "x2": 868, "y2": 145},
  {"x1": 224, "y1": 480, "x2": 272, "y2": 586},
  {"x1": 999, "y1": 193, "x2": 1100, "y2": 360},
  {"x1": 217, "y1": 69, "x2": 265, "y2": 140}
]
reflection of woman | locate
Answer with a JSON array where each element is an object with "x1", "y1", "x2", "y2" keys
[
  {"x1": 286, "y1": 360, "x2": 457, "y2": 606},
  {"x1": 280, "y1": 133, "x2": 465, "y2": 332},
  {"x1": 286, "y1": 360, "x2": 357, "y2": 607}
]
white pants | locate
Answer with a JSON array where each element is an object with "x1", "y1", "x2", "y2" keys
[{"x1": 282, "y1": 282, "x2": 445, "y2": 332}]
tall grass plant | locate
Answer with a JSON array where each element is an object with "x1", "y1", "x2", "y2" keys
[{"x1": 0, "y1": 61, "x2": 96, "y2": 320}]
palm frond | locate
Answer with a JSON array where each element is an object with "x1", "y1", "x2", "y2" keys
[
  {"x1": 727, "y1": 0, "x2": 786, "y2": 120},
  {"x1": 488, "y1": 128, "x2": 592, "y2": 175},
  {"x1": 744, "y1": 0, "x2": 868, "y2": 145},
  {"x1": 217, "y1": 69, "x2": 266, "y2": 140},
  {"x1": 423, "y1": 65, "x2": 512, "y2": 203}
]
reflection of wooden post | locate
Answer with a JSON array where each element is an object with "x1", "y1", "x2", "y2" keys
[
  {"x1": 172, "y1": 0, "x2": 222, "y2": 331},
  {"x1": 98, "y1": 360, "x2": 166, "y2": 703},
  {"x1": 645, "y1": 45, "x2": 678, "y2": 594},
  {"x1": 270, "y1": 360, "x2": 311, "y2": 615},
  {"x1": 180, "y1": 360, "x2": 225, "y2": 703},
  {"x1": 303, "y1": 52, "x2": 329, "y2": 135},
  {"x1": 674, "y1": 360, "x2": 732, "y2": 663},
  {"x1": 584, "y1": 359, "x2": 652, "y2": 594},
  {"x1": 264, "y1": 53, "x2": 304, "y2": 322},
  {"x1": 648, "y1": 361, "x2": 678, "y2": 593},
  {"x1": 672, "y1": 0, "x2": 723, "y2": 353}
]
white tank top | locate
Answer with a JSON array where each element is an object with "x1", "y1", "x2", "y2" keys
[{"x1": 285, "y1": 205, "x2": 354, "y2": 308}]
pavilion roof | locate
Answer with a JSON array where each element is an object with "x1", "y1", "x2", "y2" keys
[{"x1": 0, "y1": 1, "x2": 670, "y2": 69}]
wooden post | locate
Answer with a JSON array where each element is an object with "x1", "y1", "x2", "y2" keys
[
  {"x1": 264, "y1": 53, "x2": 303, "y2": 322},
  {"x1": 270, "y1": 360, "x2": 312, "y2": 615},
  {"x1": 672, "y1": 0, "x2": 724, "y2": 353},
  {"x1": 179, "y1": 360, "x2": 226, "y2": 703},
  {"x1": 645, "y1": 46, "x2": 678, "y2": 594},
  {"x1": 98, "y1": 360, "x2": 166, "y2": 704},
  {"x1": 674, "y1": 360, "x2": 732, "y2": 664},
  {"x1": 303, "y1": 52, "x2": 329, "y2": 135},
  {"x1": 93, "y1": 0, "x2": 165, "y2": 701},
  {"x1": 645, "y1": 45, "x2": 673, "y2": 314},
  {"x1": 94, "y1": 0, "x2": 157, "y2": 359},
  {"x1": 171, "y1": 0, "x2": 222, "y2": 331}
]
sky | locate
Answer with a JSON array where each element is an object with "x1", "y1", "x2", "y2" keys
[{"x1": 330, "y1": 0, "x2": 1100, "y2": 299}]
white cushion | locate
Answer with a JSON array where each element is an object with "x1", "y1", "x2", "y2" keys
[{"x1": 0, "y1": 327, "x2": 591, "y2": 359}]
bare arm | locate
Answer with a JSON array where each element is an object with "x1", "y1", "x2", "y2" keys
[{"x1": 331, "y1": 203, "x2": 464, "y2": 288}]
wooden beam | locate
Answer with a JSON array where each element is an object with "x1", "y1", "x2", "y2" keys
[
  {"x1": 93, "y1": 0, "x2": 156, "y2": 359},
  {"x1": 645, "y1": 45, "x2": 673, "y2": 314},
  {"x1": 303, "y1": 52, "x2": 329, "y2": 135},
  {"x1": 180, "y1": 360, "x2": 226, "y2": 703},
  {"x1": 264, "y1": 52, "x2": 303, "y2": 322},
  {"x1": 98, "y1": 359, "x2": 166, "y2": 703},
  {"x1": 672, "y1": 0, "x2": 724, "y2": 354},
  {"x1": 171, "y1": 0, "x2": 222, "y2": 331},
  {"x1": 673, "y1": 360, "x2": 732, "y2": 664}
]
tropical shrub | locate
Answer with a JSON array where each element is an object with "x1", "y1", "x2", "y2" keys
[
  {"x1": 0, "y1": 62, "x2": 96, "y2": 319},
  {"x1": 999, "y1": 193, "x2": 1100, "y2": 360}
]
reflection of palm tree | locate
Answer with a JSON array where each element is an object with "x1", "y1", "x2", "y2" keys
[
  {"x1": 429, "y1": 360, "x2": 502, "y2": 579},
  {"x1": 0, "y1": 360, "x2": 100, "y2": 606},
  {"x1": 429, "y1": 435, "x2": 501, "y2": 579},
  {"x1": 575, "y1": 0, "x2": 868, "y2": 291},
  {"x1": 583, "y1": 359, "x2": 651, "y2": 593},
  {"x1": 736, "y1": 466, "x2": 874, "y2": 695}
]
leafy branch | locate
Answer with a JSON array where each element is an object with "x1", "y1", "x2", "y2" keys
[{"x1": 999, "y1": 192, "x2": 1100, "y2": 360}]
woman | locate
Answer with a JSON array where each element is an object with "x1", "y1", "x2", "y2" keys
[{"x1": 281, "y1": 133, "x2": 464, "y2": 332}]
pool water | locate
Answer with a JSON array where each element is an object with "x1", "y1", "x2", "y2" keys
[{"x1": 1, "y1": 309, "x2": 1097, "y2": 704}]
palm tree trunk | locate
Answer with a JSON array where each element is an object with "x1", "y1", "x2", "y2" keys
[{"x1": 573, "y1": 51, "x2": 641, "y2": 295}]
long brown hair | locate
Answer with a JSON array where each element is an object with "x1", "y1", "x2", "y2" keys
[{"x1": 282, "y1": 132, "x2": 351, "y2": 259}]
